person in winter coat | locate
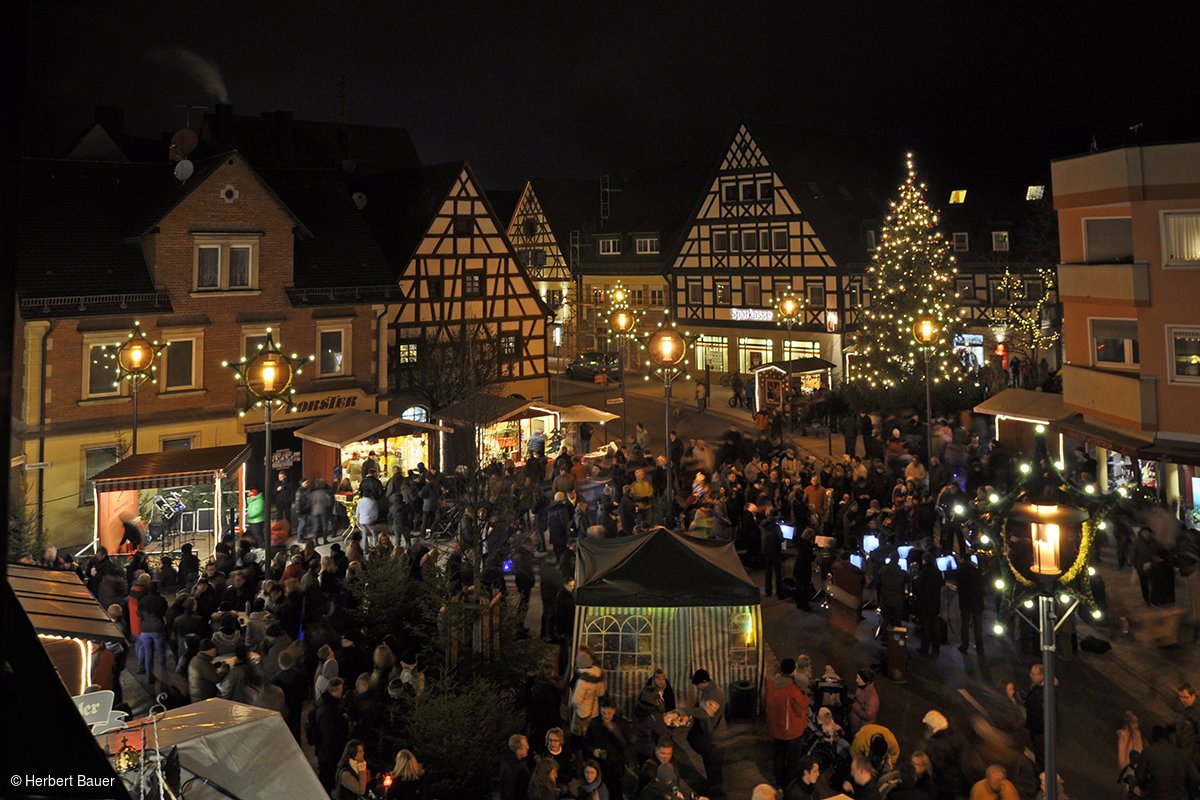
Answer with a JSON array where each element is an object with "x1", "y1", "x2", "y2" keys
[
  {"x1": 922, "y1": 710, "x2": 967, "y2": 799},
  {"x1": 274, "y1": 648, "x2": 306, "y2": 741},
  {"x1": 136, "y1": 580, "x2": 169, "y2": 681},
  {"x1": 760, "y1": 506, "x2": 785, "y2": 597},
  {"x1": 585, "y1": 699, "x2": 630, "y2": 800},
  {"x1": 1135, "y1": 724, "x2": 1198, "y2": 800},
  {"x1": 187, "y1": 639, "x2": 224, "y2": 701},
  {"x1": 955, "y1": 557, "x2": 985, "y2": 655},
  {"x1": 793, "y1": 528, "x2": 817, "y2": 611},
  {"x1": 570, "y1": 650, "x2": 606, "y2": 739},
  {"x1": 314, "y1": 678, "x2": 350, "y2": 790},
  {"x1": 217, "y1": 644, "x2": 255, "y2": 703},
  {"x1": 766, "y1": 658, "x2": 811, "y2": 788},
  {"x1": 913, "y1": 554, "x2": 946, "y2": 656},
  {"x1": 849, "y1": 669, "x2": 880, "y2": 734},
  {"x1": 245, "y1": 489, "x2": 266, "y2": 546},
  {"x1": 316, "y1": 646, "x2": 341, "y2": 698},
  {"x1": 539, "y1": 555, "x2": 563, "y2": 640},
  {"x1": 500, "y1": 734, "x2": 533, "y2": 800},
  {"x1": 547, "y1": 493, "x2": 574, "y2": 560}
]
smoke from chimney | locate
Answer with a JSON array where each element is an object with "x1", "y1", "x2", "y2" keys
[{"x1": 148, "y1": 46, "x2": 231, "y2": 104}]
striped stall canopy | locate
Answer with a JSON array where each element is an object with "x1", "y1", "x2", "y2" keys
[
  {"x1": 89, "y1": 445, "x2": 252, "y2": 493},
  {"x1": 573, "y1": 604, "x2": 763, "y2": 718}
]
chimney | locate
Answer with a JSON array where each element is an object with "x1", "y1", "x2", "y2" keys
[{"x1": 94, "y1": 106, "x2": 125, "y2": 138}]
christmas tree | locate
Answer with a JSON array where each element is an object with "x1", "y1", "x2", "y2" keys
[{"x1": 850, "y1": 154, "x2": 971, "y2": 408}]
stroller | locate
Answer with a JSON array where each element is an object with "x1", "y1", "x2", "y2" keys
[{"x1": 812, "y1": 674, "x2": 849, "y2": 728}]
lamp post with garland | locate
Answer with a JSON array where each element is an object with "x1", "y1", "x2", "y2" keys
[
  {"x1": 642, "y1": 317, "x2": 689, "y2": 526},
  {"x1": 912, "y1": 315, "x2": 941, "y2": 463},
  {"x1": 114, "y1": 321, "x2": 168, "y2": 456},
  {"x1": 223, "y1": 329, "x2": 313, "y2": 570},
  {"x1": 606, "y1": 283, "x2": 640, "y2": 446}
]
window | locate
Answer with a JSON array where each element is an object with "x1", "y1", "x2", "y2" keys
[
  {"x1": 772, "y1": 229, "x2": 788, "y2": 251},
  {"x1": 521, "y1": 249, "x2": 547, "y2": 268},
  {"x1": 427, "y1": 277, "x2": 444, "y2": 298},
  {"x1": 864, "y1": 229, "x2": 877, "y2": 251},
  {"x1": 464, "y1": 270, "x2": 484, "y2": 297},
  {"x1": 759, "y1": 182, "x2": 774, "y2": 201},
  {"x1": 729, "y1": 231, "x2": 740, "y2": 252},
  {"x1": 192, "y1": 237, "x2": 258, "y2": 291},
  {"x1": 730, "y1": 610, "x2": 755, "y2": 668},
  {"x1": 713, "y1": 232, "x2": 729, "y2": 252},
  {"x1": 687, "y1": 281, "x2": 703, "y2": 305},
  {"x1": 744, "y1": 282, "x2": 761, "y2": 307},
  {"x1": 846, "y1": 283, "x2": 862, "y2": 309},
  {"x1": 715, "y1": 281, "x2": 731, "y2": 306},
  {"x1": 1084, "y1": 218, "x2": 1134, "y2": 263},
  {"x1": 82, "y1": 445, "x2": 120, "y2": 506},
  {"x1": 635, "y1": 236, "x2": 660, "y2": 254},
  {"x1": 695, "y1": 335, "x2": 728, "y2": 371},
  {"x1": 739, "y1": 232, "x2": 755, "y2": 252},
  {"x1": 630, "y1": 289, "x2": 645, "y2": 306},
  {"x1": 401, "y1": 405, "x2": 430, "y2": 422},
  {"x1": 1024, "y1": 279, "x2": 1045, "y2": 300},
  {"x1": 163, "y1": 338, "x2": 199, "y2": 391},
  {"x1": 452, "y1": 215, "x2": 473, "y2": 236},
  {"x1": 1026, "y1": 185, "x2": 1046, "y2": 202},
  {"x1": 318, "y1": 329, "x2": 346, "y2": 376},
  {"x1": 806, "y1": 284, "x2": 825, "y2": 308},
  {"x1": 85, "y1": 343, "x2": 121, "y2": 398},
  {"x1": 499, "y1": 333, "x2": 520, "y2": 359},
  {"x1": 1164, "y1": 212, "x2": 1200, "y2": 266},
  {"x1": 949, "y1": 189, "x2": 967, "y2": 204},
  {"x1": 243, "y1": 332, "x2": 270, "y2": 359},
  {"x1": 992, "y1": 231, "x2": 1010, "y2": 252},
  {"x1": 395, "y1": 340, "x2": 419, "y2": 366},
  {"x1": 955, "y1": 277, "x2": 976, "y2": 300},
  {"x1": 784, "y1": 340, "x2": 821, "y2": 360},
  {"x1": 590, "y1": 288, "x2": 604, "y2": 305},
  {"x1": 547, "y1": 289, "x2": 563, "y2": 309},
  {"x1": 650, "y1": 288, "x2": 665, "y2": 307},
  {"x1": 988, "y1": 278, "x2": 1009, "y2": 306},
  {"x1": 952, "y1": 232, "x2": 970, "y2": 252},
  {"x1": 758, "y1": 231, "x2": 771, "y2": 251},
  {"x1": 521, "y1": 218, "x2": 537, "y2": 238},
  {"x1": 598, "y1": 237, "x2": 621, "y2": 255},
  {"x1": 162, "y1": 436, "x2": 194, "y2": 451},
  {"x1": 1091, "y1": 319, "x2": 1139, "y2": 367},
  {"x1": 722, "y1": 185, "x2": 738, "y2": 204},
  {"x1": 582, "y1": 614, "x2": 653, "y2": 672},
  {"x1": 1169, "y1": 327, "x2": 1200, "y2": 382},
  {"x1": 741, "y1": 183, "x2": 756, "y2": 202}
]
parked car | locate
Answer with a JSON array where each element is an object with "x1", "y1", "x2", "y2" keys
[{"x1": 564, "y1": 352, "x2": 622, "y2": 381}]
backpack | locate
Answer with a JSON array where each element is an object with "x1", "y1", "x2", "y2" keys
[{"x1": 306, "y1": 704, "x2": 321, "y2": 747}]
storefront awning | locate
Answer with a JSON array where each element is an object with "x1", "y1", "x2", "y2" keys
[
  {"x1": 8, "y1": 564, "x2": 125, "y2": 643},
  {"x1": 90, "y1": 444, "x2": 252, "y2": 493},
  {"x1": 973, "y1": 388, "x2": 1070, "y2": 424},
  {"x1": 754, "y1": 357, "x2": 836, "y2": 376},
  {"x1": 1052, "y1": 416, "x2": 1155, "y2": 458},
  {"x1": 294, "y1": 409, "x2": 451, "y2": 449}
]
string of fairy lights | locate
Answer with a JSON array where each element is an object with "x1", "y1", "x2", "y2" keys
[{"x1": 853, "y1": 153, "x2": 973, "y2": 391}]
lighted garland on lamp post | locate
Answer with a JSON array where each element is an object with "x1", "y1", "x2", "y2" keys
[
  {"x1": 223, "y1": 329, "x2": 313, "y2": 573},
  {"x1": 114, "y1": 321, "x2": 168, "y2": 457},
  {"x1": 641, "y1": 316, "x2": 689, "y2": 528},
  {"x1": 911, "y1": 315, "x2": 940, "y2": 463},
  {"x1": 606, "y1": 283, "x2": 641, "y2": 446},
  {"x1": 774, "y1": 290, "x2": 805, "y2": 332}
]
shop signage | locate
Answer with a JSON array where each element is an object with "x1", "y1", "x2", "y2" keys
[
  {"x1": 288, "y1": 392, "x2": 363, "y2": 415},
  {"x1": 272, "y1": 449, "x2": 300, "y2": 470},
  {"x1": 242, "y1": 389, "x2": 374, "y2": 425},
  {"x1": 73, "y1": 690, "x2": 127, "y2": 734},
  {"x1": 730, "y1": 308, "x2": 774, "y2": 322}
]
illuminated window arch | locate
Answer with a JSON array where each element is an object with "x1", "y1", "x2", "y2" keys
[
  {"x1": 583, "y1": 613, "x2": 653, "y2": 671},
  {"x1": 400, "y1": 405, "x2": 429, "y2": 422},
  {"x1": 730, "y1": 610, "x2": 755, "y2": 668}
]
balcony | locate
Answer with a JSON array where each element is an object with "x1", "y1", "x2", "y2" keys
[
  {"x1": 1058, "y1": 262, "x2": 1149, "y2": 305},
  {"x1": 1062, "y1": 363, "x2": 1157, "y2": 430}
]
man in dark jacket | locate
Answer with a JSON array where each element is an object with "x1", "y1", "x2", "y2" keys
[
  {"x1": 547, "y1": 492, "x2": 573, "y2": 560},
  {"x1": 539, "y1": 555, "x2": 563, "y2": 640},
  {"x1": 913, "y1": 554, "x2": 945, "y2": 656},
  {"x1": 500, "y1": 734, "x2": 532, "y2": 800},
  {"x1": 760, "y1": 507, "x2": 785, "y2": 598},
  {"x1": 137, "y1": 581, "x2": 169, "y2": 681},
  {"x1": 314, "y1": 677, "x2": 349, "y2": 790},
  {"x1": 1025, "y1": 663, "x2": 1047, "y2": 770},
  {"x1": 187, "y1": 639, "x2": 224, "y2": 701},
  {"x1": 923, "y1": 710, "x2": 966, "y2": 798},
  {"x1": 955, "y1": 557, "x2": 985, "y2": 655},
  {"x1": 793, "y1": 528, "x2": 817, "y2": 611},
  {"x1": 1136, "y1": 724, "x2": 1199, "y2": 800},
  {"x1": 177, "y1": 543, "x2": 200, "y2": 590}
]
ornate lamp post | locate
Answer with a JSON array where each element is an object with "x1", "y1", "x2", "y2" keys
[
  {"x1": 774, "y1": 290, "x2": 805, "y2": 333},
  {"x1": 644, "y1": 321, "x2": 688, "y2": 525},
  {"x1": 115, "y1": 321, "x2": 167, "y2": 456},
  {"x1": 607, "y1": 293, "x2": 639, "y2": 445},
  {"x1": 224, "y1": 329, "x2": 312, "y2": 570},
  {"x1": 912, "y1": 315, "x2": 940, "y2": 462}
]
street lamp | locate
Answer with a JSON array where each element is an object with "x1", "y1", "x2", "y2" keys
[
  {"x1": 774, "y1": 291, "x2": 804, "y2": 332},
  {"x1": 912, "y1": 315, "x2": 940, "y2": 463},
  {"x1": 607, "y1": 285, "x2": 641, "y2": 446},
  {"x1": 645, "y1": 323, "x2": 687, "y2": 526},
  {"x1": 224, "y1": 329, "x2": 313, "y2": 571},
  {"x1": 115, "y1": 321, "x2": 167, "y2": 456}
]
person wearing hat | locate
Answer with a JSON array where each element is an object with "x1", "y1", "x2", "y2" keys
[
  {"x1": 922, "y1": 709, "x2": 967, "y2": 798},
  {"x1": 849, "y1": 669, "x2": 880, "y2": 735},
  {"x1": 765, "y1": 658, "x2": 810, "y2": 788},
  {"x1": 850, "y1": 722, "x2": 899, "y2": 773},
  {"x1": 686, "y1": 668, "x2": 725, "y2": 791},
  {"x1": 569, "y1": 649, "x2": 605, "y2": 743}
]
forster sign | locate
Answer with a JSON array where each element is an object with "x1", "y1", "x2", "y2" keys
[
  {"x1": 730, "y1": 308, "x2": 775, "y2": 323},
  {"x1": 240, "y1": 389, "x2": 374, "y2": 425}
]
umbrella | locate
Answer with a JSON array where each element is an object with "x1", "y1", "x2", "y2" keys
[{"x1": 558, "y1": 404, "x2": 620, "y2": 424}]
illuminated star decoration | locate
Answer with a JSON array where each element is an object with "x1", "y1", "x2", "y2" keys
[
  {"x1": 948, "y1": 427, "x2": 1154, "y2": 630},
  {"x1": 221, "y1": 327, "x2": 314, "y2": 415},
  {"x1": 639, "y1": 313, "x2": 695, "y2": 384},
  {"x1": 111, "y1": 320, "x2": 169, "y2": 389},
  {"x1": 773, "y1": 290, "x2": 805, "y2": 331},
  {"x1": 851, "y1": 153, "x2": 974, "y2": 392},
  {"x1": 605, "y1": 282, "x2": 643, "y2": 341}
]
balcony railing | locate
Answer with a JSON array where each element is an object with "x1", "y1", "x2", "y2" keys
[
  {"x1": 20, "y1": 292, "x2": 172, "y2": 318},
  {"x1": 1062, "y1": 363, "x2": 1157, "y2": 429}
]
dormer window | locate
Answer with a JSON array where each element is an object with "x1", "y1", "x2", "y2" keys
[
  {"x1": 952, "y1": 232, "x2": 970, "y2": 252},
  {"x1": 193, "y1": 235, "x2": 258, "y2": 292},
  {"x1": 992, "y1": 231, "x2": 1010, "y2": 252},
  {"x1": 598, "y1": 237, "x2": 621, "y2": 255},
  {"x1": 949, "y1": 189, "x2": 967, "y2": 204},
  {"x1": 634, "y1": 236, "x2": 659, "y2": 254}
]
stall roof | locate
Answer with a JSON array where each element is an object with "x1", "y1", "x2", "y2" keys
[
  {"x1": 754, "y1": 357, "x2": 836, "y2": 375},
  {"x1": 1052, "y1": 416, "x2": 1154, "y2": 458},
  {"x1": 90, "y1": 444, "x2": 252, "y2": 492},
  {"x1": 435, "y1": 395, "x2": 561, "y2": 425},
  {"x1": 101, "y1": 699, "x2": 326, "y2": 800},
  {"x1": 9, "y1": 563, "x2": 125, "y2": 643},
  {"x1": 973, "y1": 388, "x2": 1070, "y2": 423},
  {"x1": 558, "y1": 404, "x2": 620, "y2": 424},
  {"x1": 292, "y1": 408, "x2": 449, "y2": 449},
  {"x1": 575, "y1": 527, "x2": 760, "y2": 607}
]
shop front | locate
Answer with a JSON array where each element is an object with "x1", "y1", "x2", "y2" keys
[
  {"x1": 738, "y1": 337, "x2": 774, "y2": 373},
  {"x1": 973, "y1": 388, "x2": 1070, "y2": 460},
  {"x1": 293, "y1": 408, "x2": 449, "y2": 488},
  {"x1": 751, "y1": 357, "x2": 836, "y2": 413},
  {"x1": 435, "y1": 395, "x2": 564, "y2": 469}
]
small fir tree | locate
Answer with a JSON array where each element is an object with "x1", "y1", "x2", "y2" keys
[{"x1": 850, "y1": 154, "x2": 971, "y2": 410}]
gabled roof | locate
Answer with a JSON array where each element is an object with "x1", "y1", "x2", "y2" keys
[
  {"x1": 9, "y1": 564, "x2": 126, "y2": 643},
  {"x1": 575, "y1": 527, "x2": 760, "y2": 607},
  {"x1": 352, "y1": 162, "x2": 465, "y2": 277},
  {"x1": 258, "y1": 167, "x2": 394, "y2": 287},
  {"x1": 739, "y1": 120, "x2": 895, "y2": 268}
]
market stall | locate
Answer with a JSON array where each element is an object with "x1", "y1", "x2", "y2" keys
[
  {"x1": 293, "y1": 408, "x2": 450, "y2": 486},
  {"x1": 89, "y1": 445, "x2": 253, "y2": 557},
  {"x1": 9, "y1": 563, "x2": 126, "y2": 695},
  {"x1": 571, "y1": 527, "x2": 763, "y2": 717},
  {"x1": 435, "y1": 395, "x2": 564, "y2": 468},
  {"x1": 751, "y1": 356, "x2": 836, "y2": 413},
  {"x1": 556, "y1": 403, "x2": 621, "y2": 452}
]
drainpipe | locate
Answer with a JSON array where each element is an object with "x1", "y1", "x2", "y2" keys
[
  {"x1": 36, "y1": 320, "x2": 55, "y2": 546},
  {"x1": 374, "y1": 306, "x2": 388, "y2": 413}
]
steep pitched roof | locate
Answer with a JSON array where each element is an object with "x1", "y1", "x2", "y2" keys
[
  {"x1": 351, "y1": 162, "x2": 465, "y2": 277},
  {"x1": 257, "y1": 168, "x2": 394, "y2": 287}
]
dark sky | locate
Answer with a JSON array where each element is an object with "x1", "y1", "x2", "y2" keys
[{"x1": 21, "y1": 2, "x2": 1197, "y2": 187}]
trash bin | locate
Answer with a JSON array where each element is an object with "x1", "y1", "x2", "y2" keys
[
  {"x1": 886, "y1": 626, "x2": 909, "y2": 683},
  {"x1": 729, "y1": 679, "x2": 756, "y2": 721}
]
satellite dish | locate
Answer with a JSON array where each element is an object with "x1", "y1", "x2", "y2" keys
[
  {"x1": 352, "y1": 192, "x2": 368, "y2": 210},
  {"x1": 170, "y1": 128, "x2": 198, "y2": 156},
  {"x1": 174, "y1": 159, "x2": 195, "y2": 183}
]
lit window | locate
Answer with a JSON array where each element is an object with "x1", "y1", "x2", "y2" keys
[
  {"x1": 499, "y1": 334, "x2": 520, "y2": 359},
  {"x1": 1091, "y1": 319, "x2": 1139, "y2": 367},
  {"x1": 635, "y1": 236, "x2": 659, "y2": 254},
  {"x1": 953, "y1": 232, "x2": 970, "y2": 252},
  {"x1": 716, "y1": 281, "x2": 731, "y2": 306},
  {"x1": 992, "y1": 231, "x2": 1010, "y2": 252},
  {"x1": 85, "y1": 343, "x2": 121, "y2": 398},
  {"x1": 598, "y1": 237, "x2": 621, "y2": 255},
  {"x1": 318, "y1": 329, "x2": 346, "y2": 376},
  {"x1": 582, "y1": 614, "x2": 652, "y2": 671},
  {"x1": 1026, "y1": 185, "x2": 1046, "y2": 202},
  {"x1": 401, "y1": 405, "x2": 429, "y2": 422},
  {"x1": 1164, "y1": 212, "x2": 1200, "y2": 266},
  {"x1": 395, "y1": 341, "x2": 419, "y2": 366},
  {"x1": 1169, "y1": 327, "x2": 1200, "y2": 383},
  {"x1": 464, "y1": 270, "x2": 484, "y2": 297},
  {"x1": 730, "y1": 610, "x2": 755, "y2": 668},
  {"x1": 949, "y1": 190, "x2": 967, "y2": 204}
]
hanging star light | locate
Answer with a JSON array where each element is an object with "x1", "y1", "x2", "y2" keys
[{"x1": 221, "y1": 328, "x2": 314, "y2": 415}]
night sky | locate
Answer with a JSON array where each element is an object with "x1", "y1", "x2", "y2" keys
[{"x1": 21, "y1": 2, "x2": 1198, "y2": 188}]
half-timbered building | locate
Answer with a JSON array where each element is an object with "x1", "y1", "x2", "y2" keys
[{"x1": 670, "y1": 122, "x2": 889, "y2": 377}]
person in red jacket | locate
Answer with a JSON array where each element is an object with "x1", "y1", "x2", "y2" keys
[{"x1": 764, "y1": 658, "x2": 810, "y2": 788}]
